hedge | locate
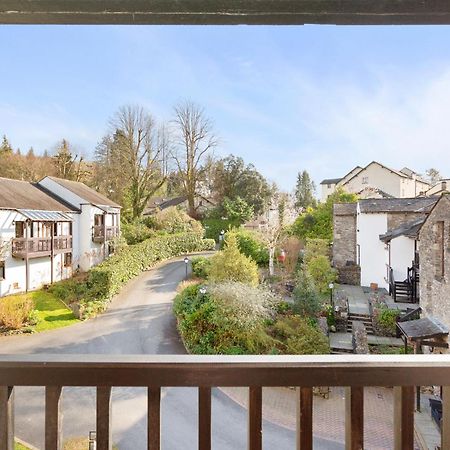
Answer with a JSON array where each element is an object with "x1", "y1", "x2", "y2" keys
[{"x1": 87, "y1": 232, "x2": 215, "y2": 301}]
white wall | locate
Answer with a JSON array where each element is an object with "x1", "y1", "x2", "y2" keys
[
  {"x1": 357, "y1": 209, "x2": 389, "y2": 289},
  {"x1": 345, "y1": 163, "x2": 402, "y2": 198},
  {"x1": 390, "y1": 236, "x2": 415, "y2": 282},
  {"x1": 320, "y1": 183, "x2": 337, "y2": 202}
]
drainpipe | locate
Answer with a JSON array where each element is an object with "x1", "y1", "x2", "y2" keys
[
  {"x1": 25, "y1": 221, "x2": 29, "y2": 293},
  {"x1": 103, "y1": 212, "x2": 107, "y2": 258}
]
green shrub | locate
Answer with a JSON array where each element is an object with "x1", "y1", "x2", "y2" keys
[
  {"x1": 121, "y1": 219, "x2": 155, "y2": 245},
  {"x1": 303, "y1": 238, "x2": 330, "y2": 264},
  {"x1": 152, "y1": 206, "x2": 204, "y2": 234},
  {"x1": 292, "y1": 269, "x2": 322, "y2": 317},
  {"x1": 191, "y1": 256, "x2": 212, "y2": 279},
  {"x1": 268, "y1": 315, "x2": 330, "y2": 354},
  {"x1": 48, "y1": 276, "x2": 89, "y2": 304},
  {"x1": 202, "y1": 217, "x2": 241, "y2": 241},
  {"x1": 208, "y1": 234, "x2": 259, "y2": 285},
  {"x1": 305, "y1": 255, "x2": 337, "y2": 294},
  {"x1": 0, "y1": 294, "x2": 34, "y2": 329},
  {"x1": 373, "y1": 307, "x2": 400, "y2": 337},
  {"x1": 226, "y1": 228, "x2": 269, "y2": 265}
]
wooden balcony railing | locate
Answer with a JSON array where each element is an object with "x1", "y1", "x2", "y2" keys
[
  {"x1": 1, "y1": 355, "x2": 450, "y2": 450},
  {"x1": 92, "y1": 225, "x2": 120, "y2": 243},
  {"x1": 11, "y1": 236, "x2": 72, "y2": 259}
]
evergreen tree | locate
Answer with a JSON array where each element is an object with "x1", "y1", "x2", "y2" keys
[
  {"x1": 294, "y1": 170, "x2": 316, "y2": 210},
  {"x1": 0, "y1": 135, "x2": 13, "y2": 154}
]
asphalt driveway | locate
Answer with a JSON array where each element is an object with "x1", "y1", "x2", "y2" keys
[{"x1": 2, "y1": 256, "x2": 342, "y2": 450}]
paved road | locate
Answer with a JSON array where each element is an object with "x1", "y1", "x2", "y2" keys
[{"x1": 2, "y1": 256, "x2": 342, "y2": 450}]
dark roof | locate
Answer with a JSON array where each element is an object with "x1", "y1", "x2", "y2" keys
[
  {"x1": 43, "y1": 177, "x2": 121, "y2": 208},
  {"x1": 333, "y1": 203, "x2": 357, "y2": 216},
  {"x1": 359, "y1": 197, "x2": 438, "y2": 214},
  {"x1": 143, "y1": 196, "x2": 188, "y2": 215},
  {"x1": 379, "y1": 218, "x2": 426, "y2": 243},
  {"x1": 0, "y1": 177, "x2": 78, "y2": 212},
  {"x1": 320, "y1": 178, "x2": 342, "y2": 185},
  {"x1": 356, "y1": 186, "x2": 394, "y2": 199},
  {"x1": 397, "y1": 317, "x2": 449, "y2": 341}
]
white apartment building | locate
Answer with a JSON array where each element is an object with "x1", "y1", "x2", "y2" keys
[
  {"x1": 321, "y1": 161, "x2": 430, "y2": 202},
  {"x1": 0, "y1": 176, "x2": 120, "y2": 297}
]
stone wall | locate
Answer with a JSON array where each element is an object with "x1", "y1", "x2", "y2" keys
[
  {"x1": 333, "y1": 204, "x2": 357, "y2": 267},
  {"x1": 387, "y1": 212, "x2": 427, "y2": 230},
  {"x1": 337, "y1": 264, "x2": 361, "y2": 285},
  {"x1": 419, "y1": 195, "x2": 450, "y2": 339}
]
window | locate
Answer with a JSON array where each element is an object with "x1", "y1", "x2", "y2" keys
[
  {"x1": 0, "y1": 260, "x2": 5, "y2": 280},
  {"x1": 362, "y1": 176, "x2": 369, "y2": 184},
  {"x1": 15, "y1": 221, "x2": 24, "y2": 238},
  {"x1": 94, "y1": 214, "x2": 104, "y2": 226},
  {"x1": 327, "y1": 184, "x2": 331, "y2": 189},
  {"x1": 64, "y1": 253, "x2": 72, "y2": 268},
  {"x1": 436, "y1": 221, "x2": 445, "y2": 278}
]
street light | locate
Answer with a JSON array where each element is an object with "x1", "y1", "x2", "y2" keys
[
  {"x1": 184, "y1": 257, "x2": 189, "y2": 280},
  {"x1": 329, "y1": 282, "x2": 334, "y2": 309},
  {"x1": 219, "y1": 229, "x2": 225, "y2": 247},
  {"x1": 199, "y1": 286, "x2": 207, "y2": 296}
]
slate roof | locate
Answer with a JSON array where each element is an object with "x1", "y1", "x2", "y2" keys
[
  {"x1": 333, "y1": 203, "x2": 357, "y2": 216},
  {"x1": 43, "y1": 176, "x2": 121, "y2": 208},
  {"x1": 0, "y1": 177, "x2": 78, "y2": 212},
  {"x1": 320, "y1": 178, "x2": 342, "y2": 185},
  {"x1": 397, "y1": 317, "x2": 449, "y2": 341},
  {"x1": 359, "y1": 197, "x2": 438, "y2": 214},
  {"x1": 379, "y1": 218, "x2": 426, "y2": 242}
]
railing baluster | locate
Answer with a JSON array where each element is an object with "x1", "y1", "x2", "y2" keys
[
  {"x1": 345, "y1": 387, "x2": 364, "y2": 450},
  {"x1": 198, "y1": 387, "x2": 211, "y2": 450},
  {"x1": 248, "y1": 386, "x2": 262, "y2": 450},
  {"x1": 442, "y1": 386, "x2": 450, "y2": 449},
  {"x1": 0, "y1": 386, "x2": 14, "y2": 450},
  {"x1": 296, "y1": 387, "x2": 313, "y2": 450},
  {"x1": 97, "y1": 386, "x2": 112, "y2": 450},
  {"x1": 45, "y1": 386, "x2": 62, "y2": 450},
  {"x1": 148, "y1": 387, "x2": 161, "y2": 450},
  {"x1": 393, "y1": 386, "x2": 414, "y2": 450}
]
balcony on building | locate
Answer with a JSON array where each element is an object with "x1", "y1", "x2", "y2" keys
[{"x1": 11, "y1": 210, "x2": 73, "y2": 259}]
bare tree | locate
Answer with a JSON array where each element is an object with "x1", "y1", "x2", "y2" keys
[
  {"x1": 0, "y1": 238, "x2": 11, "y2": 260},
  {"x1": 53, "y1": 139, "x2": 87, "y2": 181},
  {"x1": 172, "y1": 101, "x2": 218, "y2": 217},
  {"x1": 98, "y1": 105, "x2": 167, "y2": 218}
]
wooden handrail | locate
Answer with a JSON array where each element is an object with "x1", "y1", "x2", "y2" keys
[{"x1": 1, "y1": 355, "x2": 450, "y2": 450}]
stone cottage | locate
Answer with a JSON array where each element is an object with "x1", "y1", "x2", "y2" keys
[{"x1": 419, "y1": 194, "x2": 450, "y2": 329}]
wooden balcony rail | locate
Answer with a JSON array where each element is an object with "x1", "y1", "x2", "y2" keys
[
  {"x1": 1, "y1": 354, "x2": 450, "y2": 450},
  {"x1": 11, "y1": 236, "x2": 72, "y2": 258},
  {"x1": 92, "y1": 225, "x2": 120, "y2": 242}
]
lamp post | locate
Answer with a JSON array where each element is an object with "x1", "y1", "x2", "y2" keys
[
  {"x1": 199, "y1": 286, "x2": 207, "y2": 296},
  {"x1": 329, "y1": 282, "x2": 334, "y2": 310},
  {"x1": 184, "y1": 257, "x2": 189, "y2": 280},
  {"x1": 219, "y1": 229, "x2": 225, "y2": 247}
]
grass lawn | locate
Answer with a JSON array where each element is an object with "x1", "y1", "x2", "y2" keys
[
  {"x1": 32, "y1": 290, "x2": 79, "y2": 332},
  {"x1": 15, "y1": 441, "x2": 30, "y2": 450}
]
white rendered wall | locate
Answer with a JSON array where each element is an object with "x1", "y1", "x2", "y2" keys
[
  {"x1": 345, "y1": 164, "x2": 401, "y2": 198},
  {"x1": 320, "y1": 183, "x2": 337, "y2": 202},
  {"x1": 357, "y1": 210, "x2": 389, "y2": 289},
  {"x1": 390, "y1": 236, "x2": 415, "y2": 282}
]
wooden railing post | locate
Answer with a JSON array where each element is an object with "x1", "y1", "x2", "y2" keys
[
  {"x1": 393, "y1": 386, "x2": 414, "y2": 450},
  {"x1": 198, "y1": 387, "x2": 211, "y2": 450},
  {"x1": 45, "y1": 386, "x2": 62, "y2": 450},
  {"x1": 97, "y1": 386, "x2": 112, "y2": 450},
  {"x1": 148, "y1": 387, "x2": 161, "y2": 450},
  {"x1": 248, "y1": 387, "x2": 262, "y2": 450},
  {"x1": 296, "y1": 387, "x2": 313, "y2": 450},
  {"x1": 442, "y1": 386, "x2": 450, "y2": 450},
  {"x1": 345, "y1": 387, "x2": 364, "y2": 450},
  {"x1": 0, "y1": 386, "x2": 14, "y2": 450}
]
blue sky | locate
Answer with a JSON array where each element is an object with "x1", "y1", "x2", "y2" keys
[{"x1": 1, "y1": 25, "x2": 450, "y2": 190}]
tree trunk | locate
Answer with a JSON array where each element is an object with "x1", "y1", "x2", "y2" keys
[{"x1": 269, "y1": 247, "x2": 275, "y2": 276}]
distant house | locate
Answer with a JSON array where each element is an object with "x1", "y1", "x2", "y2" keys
[
  {"x1": 426, "y1": 179, "x2": 450, "y2": 197},
  {"x1": 0, "y1": 176, "x2": 120, "y2": 297},
  {"x1": 418, "y1": 194, "x2": 450, "y2": 328},
  {"x1": 333, "y1": 197, "x2": 438, "y2": 295},
  {"x1": 143, "y1": 195, "x2": 215, "y2": 217},
  {"x1": 321, "y1": 162, "x2": 430, "y2": 202}
]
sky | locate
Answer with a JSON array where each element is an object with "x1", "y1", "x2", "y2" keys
[{"x1": 1, "y1": 25, "x2": 450, "y2": 191}]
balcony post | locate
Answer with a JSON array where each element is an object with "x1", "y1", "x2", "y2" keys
[
  {"x1": 198, "y1": 387, "x2": 211, "y2": 450},
  {"x1": 393, "y1": 386, "x2": 414, "y2": 450},
  {"x1": 442, "y1": 386, "x2": 450, "y2": 450},
  {"x1": 296, "y1": 387, "x2": 313, "y2": 450},
  {"x1": 45, "y1": 386, "x2": 62, "y2": 450},
  {"x1": 148, "y1": 387, "x2": 161, "y2": 450},
  {"x1": 248, "y1": 387, "x2": 262, "y2": 450},
  {"x1": 0, "y1": 386, "x2": 14, "y2": 450},
  {"x1": 345, "y1": 387, "x2": 364, "y2": 450},
  {"x1": 97, "y1": 386, "x2": 112, "y2": 450}
]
